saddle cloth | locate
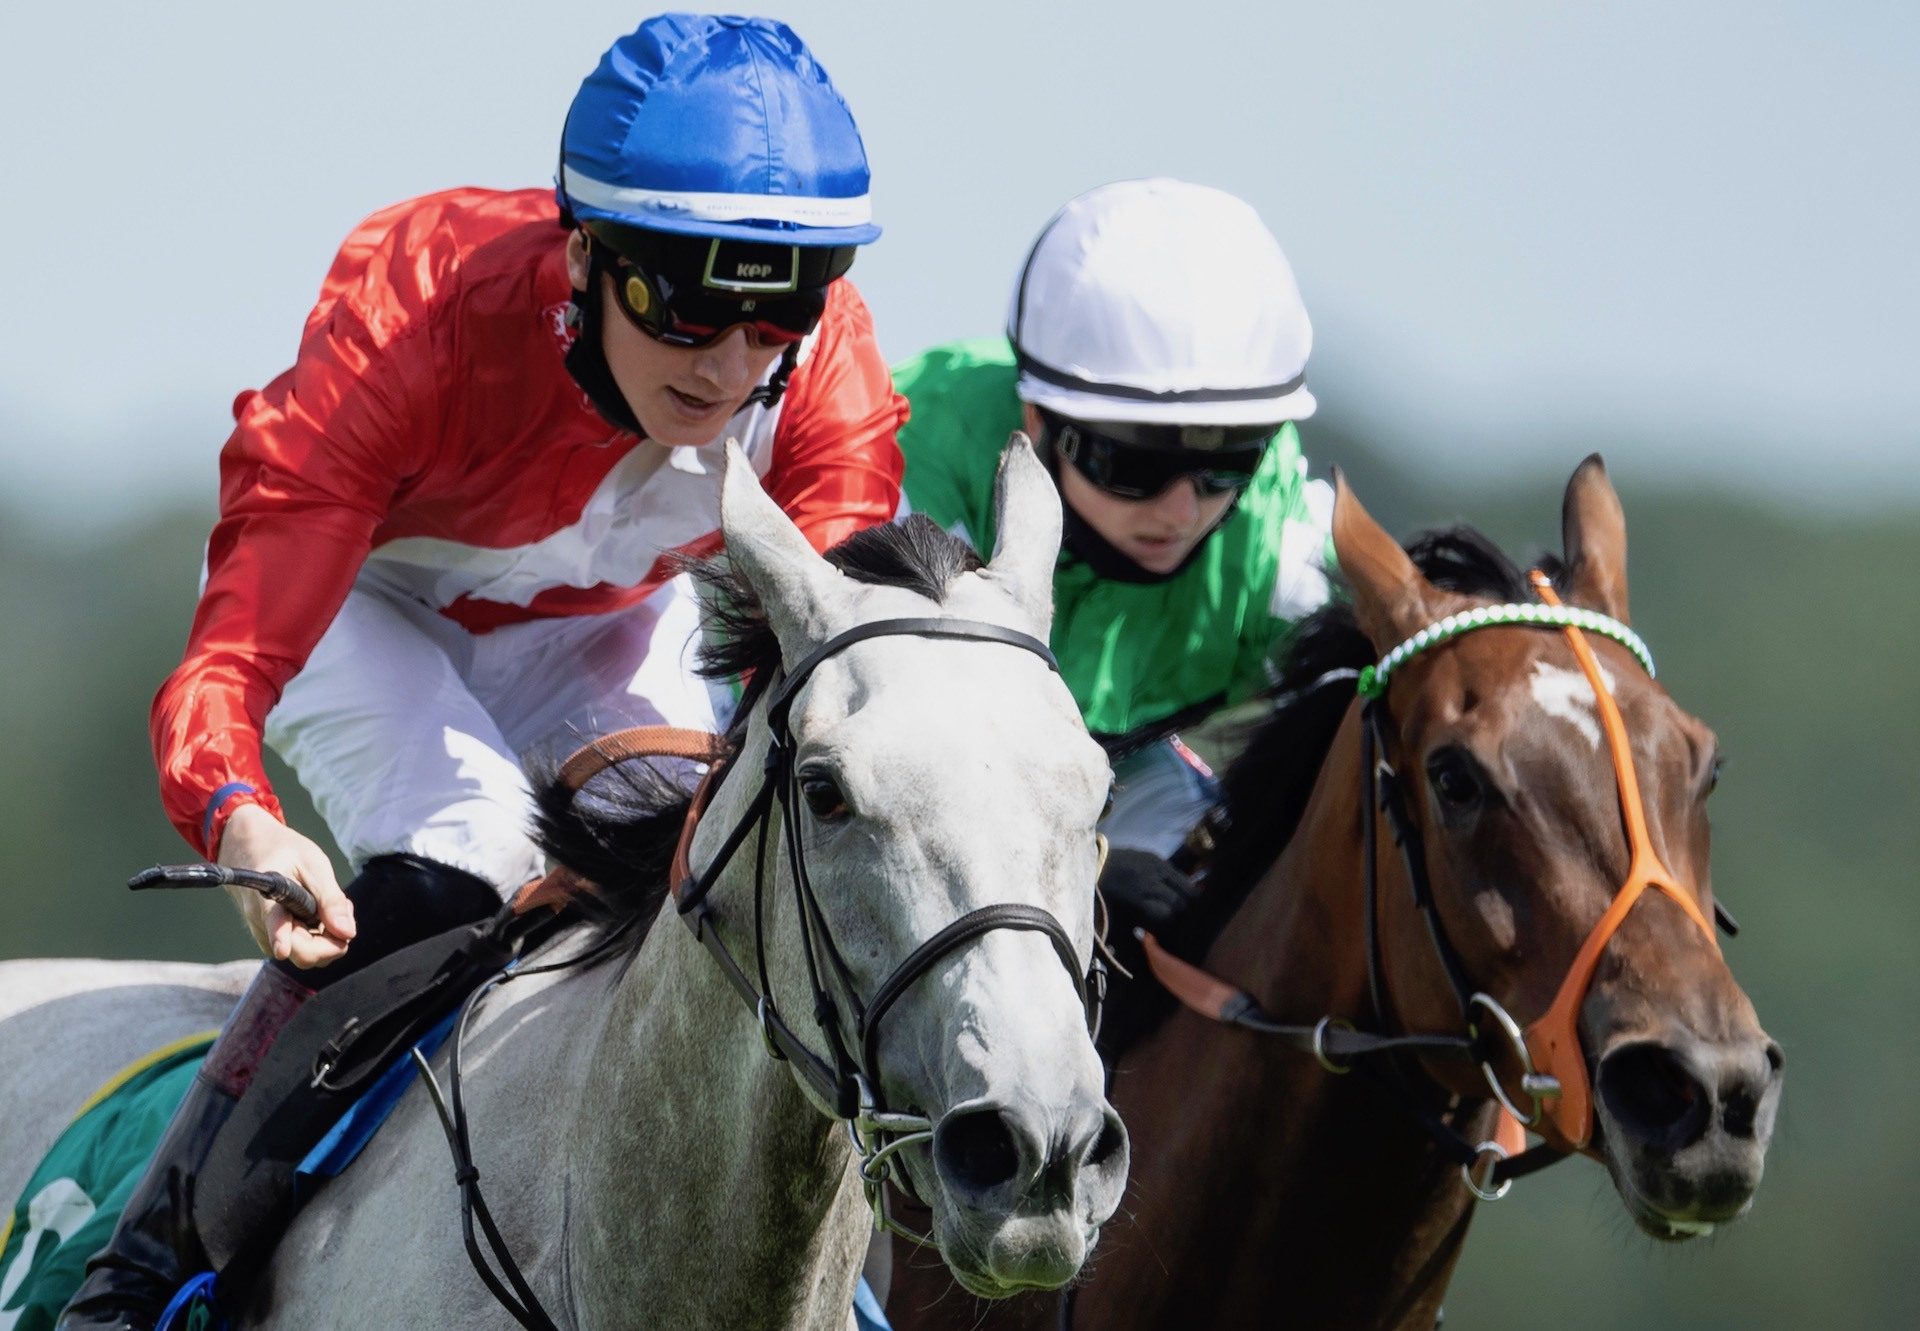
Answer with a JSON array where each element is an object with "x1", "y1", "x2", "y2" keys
[
  {"x1": 1, "y1": 1014, "x2": 899, "y2": 1330},
  {"x1": 0, "y1": 1036, "x2": 215, "y2": 1331}
]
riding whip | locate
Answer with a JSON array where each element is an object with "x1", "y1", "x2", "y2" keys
[{"x1": 128, "y1": 863, "x2": 324, "y2": 929}]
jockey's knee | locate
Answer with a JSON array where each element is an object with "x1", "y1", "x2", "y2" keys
[{"x1": 270, "y1": 853, "x2": 501, "y2": 990}]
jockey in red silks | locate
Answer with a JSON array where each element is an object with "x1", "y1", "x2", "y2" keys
[{"x1": 62, "y1": 16, "x2": 904, "y2": 1327}]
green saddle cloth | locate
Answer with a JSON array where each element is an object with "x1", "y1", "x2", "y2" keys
[{"x1": 0, "y1": 1034, "x2": 215, "y2": 1330}]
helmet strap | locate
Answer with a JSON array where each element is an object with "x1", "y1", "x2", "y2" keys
[
  {"x1": 742, "y1": 342, "x2": 801, "y2": 411},
  {"x1": 563, "y1": 246, "x2": 645, "y2": 436},
  {"x1": 565, "y1": 238, "x2": 801, "y2": 424}
]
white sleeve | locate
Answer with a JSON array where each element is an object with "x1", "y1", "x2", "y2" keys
[{"x1": 1270, "y1": 473, "x2": 1335, "y2": 622}]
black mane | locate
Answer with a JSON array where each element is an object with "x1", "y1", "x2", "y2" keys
[
  {"x1": 1191, "y1": 527, "x2": 1563, "y2": 940},
  {"x1": 533, "y1": 516, "x2": 985, "y2": 932},
  {"x1": 698, "y1": 513, "x2": 986, "y2": 713}
]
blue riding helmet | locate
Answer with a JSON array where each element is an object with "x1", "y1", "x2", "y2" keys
[
  {"x1": 555, "y1": 15, "x2": 878, "y2": 427},
  {"x1": 558, "y1": 13, "x2": 881, "y2": 248}
]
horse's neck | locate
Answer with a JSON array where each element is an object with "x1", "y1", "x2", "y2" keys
[
  {"x1": 565, "y1": 730, "x2": 868, "y2": 1330},
  {"x1": 1084, "y1": 711, "x2": 1485, "y2": 1330}
]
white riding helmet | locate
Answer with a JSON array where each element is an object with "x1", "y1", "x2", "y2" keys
[{"x1": 1007, "y1": 178, "x2": 1315, "y2": 427}]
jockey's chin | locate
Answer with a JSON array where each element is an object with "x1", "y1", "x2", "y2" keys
[
  {"x1": 597, "y1": 274, "x2": 786, "y2": 447},
  {"x1": 1055, "y1": 459, "x2": 1236, "y2": 574}
]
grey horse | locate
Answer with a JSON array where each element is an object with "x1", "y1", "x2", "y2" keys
[{"x1": 1, "y1": 439, "x2": 1127, "y2": 1329}]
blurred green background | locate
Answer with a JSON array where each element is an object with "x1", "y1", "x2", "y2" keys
[{"x1": 3, "y1": 417, "x2": 1912, "y2": 1327}]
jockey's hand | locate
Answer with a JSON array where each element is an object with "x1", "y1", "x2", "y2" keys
[
  {"x1": 1098, "y1": 848, "x2": 1201, "y2": 936},
  {"x1": 216, "y1": 804, "x2": 357, "y2": 968}
]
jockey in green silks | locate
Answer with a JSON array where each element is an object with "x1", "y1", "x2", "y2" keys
[{"x1": 894, "y1": 178, "x2": 1333, "y2": 949}]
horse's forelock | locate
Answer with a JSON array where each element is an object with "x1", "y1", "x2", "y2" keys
[{"x1": 692, "y1": 516, "x2": 986, "y2": 725}]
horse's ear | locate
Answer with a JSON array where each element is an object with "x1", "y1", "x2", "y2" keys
[
  {"x1": 1561, "y1": 453, "x2": 1629, "y2": 622},
  {"x1": 719, "y1": 440, "x2": 847, "y2": 647},
  {"x1": 980, "y1": 432, "x2": 1060, "y2": 633},
  {"x1": 1330, "y1": 467, "x2": 1441, "y2": 648}
]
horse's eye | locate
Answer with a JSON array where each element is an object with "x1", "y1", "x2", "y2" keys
[
  {"x1": 1706, "y1": 753, "x2": 1725, "y2": 796},
  {"x1": 1101, "y1": 782, "x2": 1116, "y2": 823},
  {"x1": 799, "y1": 771, "x2": 849, "y2": 822},
  {"x1": 1426, "y1": 749, "x2": 1484, "y2": 814}
]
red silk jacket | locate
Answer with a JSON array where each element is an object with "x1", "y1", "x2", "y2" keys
[{"x1": 153, "y1": 187, "x2": 906, "y2": 856}]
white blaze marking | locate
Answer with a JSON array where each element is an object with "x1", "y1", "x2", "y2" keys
[{"x1": 1529, "y1": 660, "x2": 1618, "y2": 749}]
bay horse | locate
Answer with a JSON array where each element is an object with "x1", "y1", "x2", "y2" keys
[
  {"x1": 2, "y1": 441, "x2": 1129, "y2": 1328},
  {"x1": 888, "y1": 457, "x2": 1781, "y2": 1330}
]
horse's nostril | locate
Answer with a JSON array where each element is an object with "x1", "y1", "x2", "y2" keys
[
  {"x1": 1722, "y1": 1041, "x2": 1782, "y2": 1139},
  {"x1": 1085, "y1": 1115, "x2": 1126, "y2": 1171},
  {"x1": 935, "y1": 1108, "x2": 1023, "y2": 1195},
  {"x1": 1598, "y1": 1043, "x2": 1712, "y2": 1150},
  {"x1": 1723, "y1": 1085, "x2": 1759, "y2": 1138}
]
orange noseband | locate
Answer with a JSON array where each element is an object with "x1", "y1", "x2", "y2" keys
[{"x1": 1523, "y1": 572, "x2": 1719, "y2": 1150}]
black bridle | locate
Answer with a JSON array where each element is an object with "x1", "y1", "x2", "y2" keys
[
  {"x1": 675, "y1": 617, "x2": 1104, "y2": 1135},
  {"x1": 1353, "y1": 697, "x2": 1570, "y2": 1195},
  {"x1": 416, "y1": 615, "x2": 1106, "y2": 1330}
]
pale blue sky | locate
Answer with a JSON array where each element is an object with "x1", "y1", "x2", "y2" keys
[{"x1": 2, "y1": 0, "x2": 1914, "y2": 523}]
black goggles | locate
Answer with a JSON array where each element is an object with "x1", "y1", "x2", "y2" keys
[
  {"x1": 1041, "y1": 410, "x2": 1274, "y2": 501},
  {"x1": 585, "y1": 226, "x2": 854, "y2": 349}
]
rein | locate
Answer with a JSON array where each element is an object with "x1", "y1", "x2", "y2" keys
[
  {"x1": 413, "y1": 919, "x2": 644, "y2": 1331},
  {"x1": 1141, "y1": 573, "x2": 1724, "y2": 1198},
  {"x1": 417, "y1": 616, "x2": 1106, "y2": 1329}
]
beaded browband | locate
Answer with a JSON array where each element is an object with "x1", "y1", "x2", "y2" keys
[{"x1": 1357, "y1": 602, "x2": 1656, "y2": 699}]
